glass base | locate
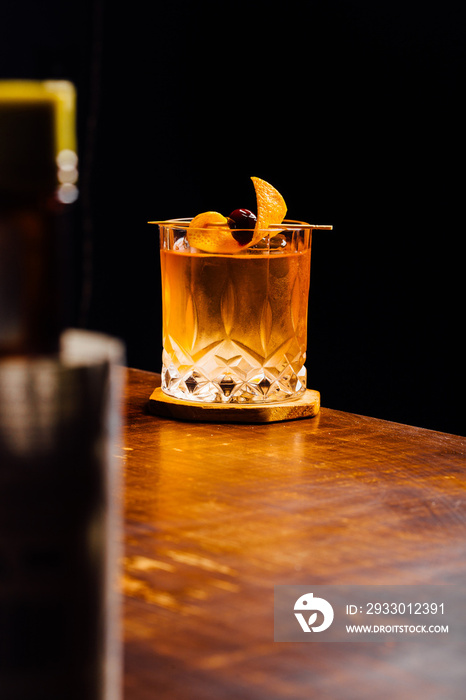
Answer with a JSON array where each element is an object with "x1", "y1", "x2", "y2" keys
[{"x1": 161, "y1": 362, "x2": 307, "y2": 404}]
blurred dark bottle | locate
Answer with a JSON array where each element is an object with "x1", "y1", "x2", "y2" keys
[
  {"x1": 0, "y1": 80, "x2": 78, "y2": 357},
  {"x1": 0, "y1": 330, "x2": 124, "y2": 700},
  {"x1": 0, "y1": 83, "x2": 123, "y2": 700}
]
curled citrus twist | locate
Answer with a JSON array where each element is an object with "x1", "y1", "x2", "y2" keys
[{"x1": 186, "y1": 177, "x2": 287, "y2": 254}]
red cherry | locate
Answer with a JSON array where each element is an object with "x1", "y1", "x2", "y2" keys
[
  {"x1": 228, "y1": 209, "x2": 257, "y2": 246},
  {"x1": 228, "y1": 208, "x2": 257, "y2": 229}
]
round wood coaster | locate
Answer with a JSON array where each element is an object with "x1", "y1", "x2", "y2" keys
[{"x1": 147, "y1": 387, "x2": 320, "y2": 424}]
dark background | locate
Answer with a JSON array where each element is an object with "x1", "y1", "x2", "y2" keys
[{"x1": 1, "y1": 0, "x2": 464, "y2": 435}]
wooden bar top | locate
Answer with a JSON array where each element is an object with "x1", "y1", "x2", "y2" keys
[{"x1": 121, "y1": 368, "x2": 466, "y2": 700}]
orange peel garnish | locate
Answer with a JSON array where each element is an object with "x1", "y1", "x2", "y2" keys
[
  {"x1": 186, "y1": 211, "x2": 238, "y2": 253},
  {"x1": 250, "y1": 176, "x2": 287, "y2": 246},
  {"x1": 185, "y1": 178, "x2": 288, "y2": 254}
]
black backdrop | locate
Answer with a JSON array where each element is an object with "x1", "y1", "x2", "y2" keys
[{"x1": 1, "y1": 0, "x2": 464, "y2": 435}]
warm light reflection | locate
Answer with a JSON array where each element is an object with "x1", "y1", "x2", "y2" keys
[
  {"x1": 57, "y1": 182, "x2": 79, "y2": 204},
  {"x1": 57, "y1": 148, "x2": 78, "y2": 179},
  {"x1": 56, "y1": 148, "x2": 79, "y2": 202}
]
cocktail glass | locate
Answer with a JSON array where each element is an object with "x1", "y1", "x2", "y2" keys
[{"x1": 154, "y1": 219, "x2": 328, "y2": 404}]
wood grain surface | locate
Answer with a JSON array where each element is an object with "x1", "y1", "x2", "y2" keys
[{"x1": 121, "y1": 368, "x2": 466, "y2": 700}]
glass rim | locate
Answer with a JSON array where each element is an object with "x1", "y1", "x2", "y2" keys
[{"x1": 148, "y1": 217, "x2": 332, "y2": 232}]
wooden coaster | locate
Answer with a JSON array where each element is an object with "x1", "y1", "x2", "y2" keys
[{"x1": 147, "y1": 387, "x2": 320, "y2": 424}]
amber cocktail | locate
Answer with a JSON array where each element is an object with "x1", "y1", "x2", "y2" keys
[
  {"x1": 157, "y1": 219, "x2": 318, "y2": 403},
  {"x1": 153, "y1": 177, "x2": 331, "y2": 405}
]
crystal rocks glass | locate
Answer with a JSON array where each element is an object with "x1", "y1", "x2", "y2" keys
[{"x1": 158, "y1": 219, "x2": 313, "y2": 404}]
